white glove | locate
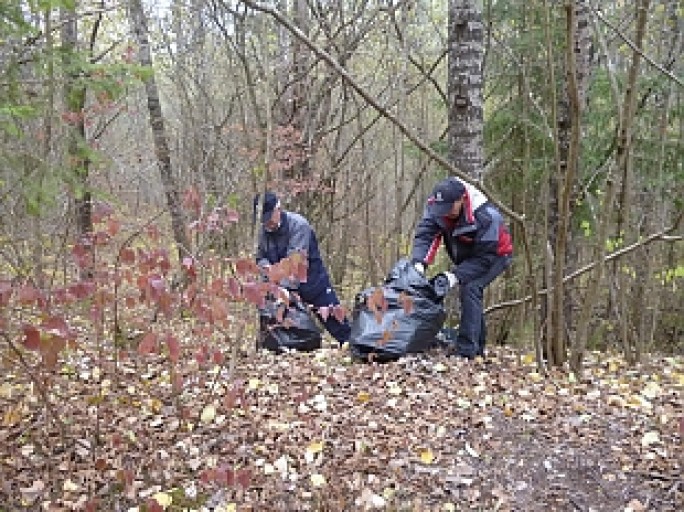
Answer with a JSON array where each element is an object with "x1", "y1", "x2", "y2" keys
[
  {"x1": 275, "y1": 287, "x2": 291, "y2": 304},
  {"x1": 443, "y1": 271, "x2": 458, "y2": 288},
  {"x1": 414, "y1": 262, "x2": 425, "y2": 275}
]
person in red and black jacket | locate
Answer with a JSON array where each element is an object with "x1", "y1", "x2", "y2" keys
[{"x1": 411, "y1": 177, "x2": 513, "y2": 359}]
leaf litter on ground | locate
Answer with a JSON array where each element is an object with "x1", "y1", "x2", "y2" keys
[{"x1": 0, "y1": 337, "x2": 682, "y2": 511}]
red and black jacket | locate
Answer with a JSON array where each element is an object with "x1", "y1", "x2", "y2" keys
[{"x1": 411, "y1": 182, "x2": 513, "y2": 284}]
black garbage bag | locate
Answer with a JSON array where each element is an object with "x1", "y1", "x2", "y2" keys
[
  {"x1": 350, "y1": 258, "x2": 448, "y2": 361},
  {"x1": 258, "y1": 297, "x2": 323, "y2": 353}
]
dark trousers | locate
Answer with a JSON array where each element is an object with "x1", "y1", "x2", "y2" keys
[
  {"x1": 302, "y1": 286, "x2": 351, "y2": 345},
  {"x1": 455, "y1": 256, "x2": 512, "y2": 358}
]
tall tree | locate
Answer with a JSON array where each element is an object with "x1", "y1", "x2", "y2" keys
[
  {"x1": 448, "y1": 0, "x2": 484, "y2": 180},
  {"x1": 128, "y1": 0, "x2": 191, "y2": 261},
  {"x1": 61, "y1": 4, "x2": 92, "y2": 240}
]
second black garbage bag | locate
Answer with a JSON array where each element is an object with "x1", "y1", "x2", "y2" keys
[{"x1": 350, "y1": 258, "x2": 449, "y2": 361}]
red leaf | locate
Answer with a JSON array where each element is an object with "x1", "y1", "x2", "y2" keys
[
  {"x1": 236, "y1": 468, "x2": 252, "y2": 489},
  {"x1": 216, "y1": 466, "x2": 235, "y2": 487},
  {"x1": 18, "y1": 285, "x2": 42, "y2": 305},
  {"x1": 227, "y1": 277, "x2": 241, "y2": 299},
  {"x1": 211, "y1": 297, "x2": 228, "y2": 323},
  {"x1": 200, "y1": 468, "x2": 216, "y2": 485},
  {"x1": 182, "y1": 185, "x2": 202, "y2": 215},
  {"x1": 92, "y1": 230, "x2": 111, "y2": 246},
  {"x1": 166, "y1": 334, "x2": 180, "y2": 363},
  {"x1": 106, "y1": 218, "x2": 120, "y2": 236},
  {"x1": 120, "y1": 248, "x2": 135, "y2": 265},
  {"x1": 212, "y1": 350, "x2": 224, "y2": 364},
  {"x1": 275, "y1": 305, "x2": 286, "y2": 324},
  {"x1": 84, "y1": 498, "x2": 100, "y2": 512},
  {"x1": 333, "y1": 305, "x2": 347, "y2": 323},
  {"x1": 41, "y1": 316, "x2": 72, "y2": 339},
  {"x1": 23, "y1": 325, "x2": 41, "y2": 350},
  {"x1": 68, "y1": 281, "x2": 95, "y2": 300},
  {"x1": 235, "y1": 258, "x2": 258, "y2": 277},
  {"x1": 0, "y1": 280, "x2": 13, "y2": 305},
  {"x1": 399, "y1": 292, "x2": 414, "y2": 314},
  {"x1": 243, "y1": 282, "x2": 265, "y2": 308},
  {"x1": 195, "y1": 345, "x2": 209, "y2": 366},
  {"x1": 225, "y1": 208, "x2": 239, "y2": 223},
  {"x1": 137, "y1": 332, "x2": 158, "y2": 355},
  {"x1": 146, "y1": 499, "x2": 163, "y2": 512},
  {"x1": 318, "y1": 306, "x2": 330, "y2": 321},
  {"x1": 42, "y1": 335, "x2": 66, "y2": 369}
]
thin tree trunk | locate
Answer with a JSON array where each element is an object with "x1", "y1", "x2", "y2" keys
[
  {"x1": 612, "y1": 0, "x2": 650, "y2": 363},
  {"x1": 61, "y1": 5, "x2": 92, "y2": 242},
  {"x1": 128, "y1": 0, "x2": 191, "y2": 261},
  {"x1": 541, "y1": 0, "x2": 563, "y2": 365}
]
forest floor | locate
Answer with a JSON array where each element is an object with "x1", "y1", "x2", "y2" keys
[{"x1": 1, "y1": 337, "x2": 682, "y2": 512}]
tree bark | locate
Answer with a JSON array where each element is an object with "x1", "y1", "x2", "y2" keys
[
  {"x1": 61, "y1": 5, "x2": 92, "y2": 241},
  {"x1": 128, "y1": 0, "x2": 191, "y2": 261},
  {"x1": 448, "y1": 0, "x2": 484, "y2": 180}
]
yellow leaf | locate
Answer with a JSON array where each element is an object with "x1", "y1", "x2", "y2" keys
[
  {"x1": 148, "y1": 398, "x2": 163, "y2": 413},
  {"x1": 0, "y1": 383, "x2": 14, "y2": 399},
  {"x1": 200, "y1": 404, "x2": 216, "y2": 424},
  {"x1": 248, "y1": 378, "x2": 260, "y2": 390},
  {"x1": 420, "y1": 449, "x2": 435, "y2": 464},
  {"x1": 528, "y1": 372, "x2": 543, "y2": 383},
  {"x1": 153, "y1": 491, "x2": 173, "y2": 509},
  {"x1": 522, "y1": 353, "x2": 535, "y2": 365},
  {"x1": 306, "y1": 441, "x2": 324, "y2": 454},
  {"x1": 310, "y1": 473, "x2": 326, "y2": 487},
  {"x1": 2, "y1": 405, "x2": 23, "y2": 427},
  {"x1": 357, "y1": 391, "x2": 371, "y2": 403},
  {"x1": 444, "y1": 503, "x2": 456, "y2": 512}
]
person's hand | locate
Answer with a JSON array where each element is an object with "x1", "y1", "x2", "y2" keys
[
  {"x1": 414, "y1": 261, "x2": 425, "y2": 275},
  {"x1": 443, "y1": 271, "x2": 458, "y2": 288},
  {"x1": 440, "y1": 271, "x2": 458, "y2": 288}
]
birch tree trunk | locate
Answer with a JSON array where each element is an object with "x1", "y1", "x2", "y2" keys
[
  {"x1": 448, "y1": 0, "x2": 484, "y2": 180},
  {"x1": 128, "y1": 0, "x2": 191, "y2": 261}
]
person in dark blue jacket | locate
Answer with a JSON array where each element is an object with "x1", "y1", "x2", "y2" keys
[
  {"x1": 412, "y1": 177, "x2": 513, "y2": 359},
  {"x1": 255, "y1": 192, "x2": 351, "y2": 345}
]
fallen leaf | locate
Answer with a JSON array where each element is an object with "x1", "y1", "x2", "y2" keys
[
  {"x1": 152, "y1": 491, "x2": 173, "y2": 508},
  {"x1": 310, "y1": 473, "x2": 326, "y2": 487},
  {"x1": 640, "y1": 431, "x2": 660, "y2": 447},
  {"x1": 420, "y1": 449, "x2": 434, "y2": 464},
  {"x1": 200, "y1": 404, "x2": 216, "y2": 424}
]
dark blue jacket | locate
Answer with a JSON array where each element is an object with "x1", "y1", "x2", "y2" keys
[
  {"x1": 411, "y1": 183, "x2": 513, "y2": 284},
  {"x1": 256, "y1": 211, "x2": 332, "y2": 299}
]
